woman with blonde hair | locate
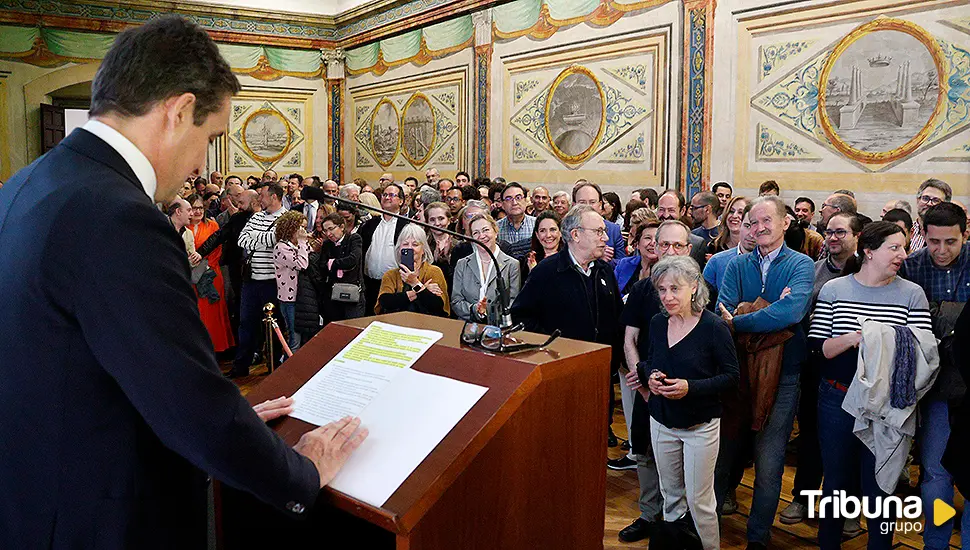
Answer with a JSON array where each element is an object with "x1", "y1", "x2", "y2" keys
[{"x1": 451, "y1": 213, "x2": 521, "y2": 323}]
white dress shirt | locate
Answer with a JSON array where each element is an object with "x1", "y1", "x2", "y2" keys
[
  {"x1": 473, "y1": 247, "x2": 497, "y2": 301},
  {"x1": 365, "y1": 216, "x2": 398, "y2": 279},
  {"x1": 82, "y1": 119, "x2": 158, "y2": 202}
]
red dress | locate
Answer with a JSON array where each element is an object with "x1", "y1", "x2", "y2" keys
[{"x1": 190, "y1": 219, "x2": 235, "y2": 352}]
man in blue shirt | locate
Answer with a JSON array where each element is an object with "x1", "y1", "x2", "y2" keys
[
  {"x1": 703, "y1": 209, "x2": 756, "y2": 291},
  {"x1": 496, "y1": 182, "x2": 536, "y2": 260},
  {"x1": 717, "y1": 195, "x2": 815, "y2": 549},
  {"x1": 573, "y1": 180, "x2": 627, "y2": 267},
  {"x1": 899, "y1": 202, "x2": 970, "y2": 550}
]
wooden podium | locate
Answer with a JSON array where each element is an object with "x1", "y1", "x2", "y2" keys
[{"x1": 218, "y1": 312, "x2": 610, "y2": 549}]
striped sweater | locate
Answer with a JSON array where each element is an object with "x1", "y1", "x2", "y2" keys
[
  {"x1": 237, "y1": 206, "x2": 286, "y2": 281},
  {"x1": 808, "y1": 274, "x2": 931, "y2": 384}
]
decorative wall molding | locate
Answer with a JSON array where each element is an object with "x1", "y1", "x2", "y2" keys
[
  {"x1": 680, "y1": 0, "x2": 715, "y2": 198},
  {"x1": 328, "y1": 78, "x2": 345, "y2": 181},
  {"x1": 474, "y1": 43, "x2": 492, "y2": 178}
]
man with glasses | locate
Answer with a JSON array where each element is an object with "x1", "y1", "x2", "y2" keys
[
  {"x1": 497, "y1": 182, "x2": 536, "y2": 260},
  {"x1": 689, "y1": 191, "x2": 721, "y2": 246},
  {"x1": 716, "y1": 196, "x2": 814, "y2": 550},
  {"x1": 615, "y1": 219, "x2": 697, "y2": 543},
  {"x1": 656, "y1": 189, "x2": 708, "y2": 268},
  {"x1": 817, "y1": 193, "x2": 857, "y2": 233},
  {"x1": 910, "y1": 178, "x2": 953, "y2": 252},
  {"x1": 359, "y1": 183, "x2": 408, "y2": 314},
  {"x1": 444, "y1": 186, "x2": 465, "y2": 222},
  {"x1": 512, "y1": 204, "x2": 624, "y2": 463},
  {"x1": 573, "y1": 181, "x2": 627, "y2": 267}
]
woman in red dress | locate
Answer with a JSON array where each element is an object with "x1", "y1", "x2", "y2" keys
[{"x1": 187, "y1": 194, "x2": 235, "y2": 352}]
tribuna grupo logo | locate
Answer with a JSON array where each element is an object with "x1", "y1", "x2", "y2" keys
[{"x1": 800, "y1": 491, "x2": 954, "y2": 535}]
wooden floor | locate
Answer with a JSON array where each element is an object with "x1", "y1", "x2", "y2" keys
[
  {"x1": 604, "y1": 395, "x2": 963, "y2": 549},
  {"x1": 232, "y1": 362, "x2": 962, "y2": 549}
]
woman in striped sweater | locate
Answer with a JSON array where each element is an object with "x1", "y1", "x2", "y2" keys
[{"x1": 808, "y1": 221, "x2": 932, "y2": 550}]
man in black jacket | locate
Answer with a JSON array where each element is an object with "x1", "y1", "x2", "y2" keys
[
  {"x1": 357, "y1": 183, "x2": 408, "y2": 315},
  {"x1": 511, "y1": 204, "x2": 624, "y2": 437},
  {"x1": 0, "y1": 17, "x2": 365, "y2": 549}
]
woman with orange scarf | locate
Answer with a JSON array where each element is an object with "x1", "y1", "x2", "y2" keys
[{"x1": 187, "y1": 193, "x2": 235, "y2": 353}]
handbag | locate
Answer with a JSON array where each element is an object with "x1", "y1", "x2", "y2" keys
[{"x1": 331, "y1": 282, "x2": 361, "y2": 303}]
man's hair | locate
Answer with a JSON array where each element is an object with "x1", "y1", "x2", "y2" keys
[
  {"x1": 246, "y1": 175, "x2": 259, "y2": 185},
  {"x1": 438, "y1": 178, "x2": 455, "y2": 189},
  {"x1": 659, "y1": 189, "x2": 686, "y2": 210},
  {"x1": 561, "y1": 204, "x2": 598, "y2": 240},
  {"x1": 418, "y1": 186, "x2": 442, "y2": 206},
  {"x1": 552, "y1": 190, "x2": 570, "y2": 202},
  {"x1": 656, "y1": 220, "x2": 692, "y2": 243},
  {"x1": 381, "y1": 182, "x2": 404, "y2": 199},
  {"x1": 456, "y1": 171, "x2": 470, "y2": 181},
  {"x1": 641, "y1": 188, "x2": 659, "y2": 209},
  {"x1": 460, "y1": 185, "x2": 480, "y2": 201},
  {"x1": 403, "y1": 176, "x2": 419, "y2": 186},
  {"x1": 881, "y1": 209, "x2": 912, "y2": 233},
  {"x1": 571, "y1": 180, "x2": 603, "y2": 202},
  {"x1": 322, "y1": 212, "x2": 346, "y2": 228},
  {"x1": 887, "y1": 199, "x2": 913, "y2": 216},
  {"x1": 830, "y1": 212, "x2": 865, "y2": 235},
  {"x1": 918, "y1": 178, "x2": 953, "y2": 202},
  {"x1": 473, "y1": 176, "x2": 491, "y2": 188},
  {"x1": 306, "y1": 175, "x2": 322, "y2": 187},
  {"x1": 288, "y1": 173, "x2": 303, "y2": 184},
  {"x1": 492, "y1": 177, "x2": 507, "y2": 186},
  {"x1": 693, "y1": 191, "x2": 719, "y2": 212},
  {"x1": 338, "y1": 183, "x2": 360, "y2": 198},
  {"x1": 165, "y1": 198, "x2": 187, "y2": 217},
  {"x1": 828, "y1": 193, "x2": 857, "y2": 215},
  {"x1": 711, "y1": 181, "x2": 733, "y2": 194},
  {"x1": 263, "y1": 183, "x2": 284, "y2": 201},
  {"x1": 924, "y1": 202, "x2": 967, "y2": 234},
  {"x1": 90, "y1": 16, "x2": 240, "y2": 124},
  {"x1": 501, "y1": 182, "x2": 527, "y2": 199},
  {"x1": 794, "y1": 197, "x2": 816, "y2": 212},
  {"x1": 759, "y1": 180, "x2": 781, "y2": 195},
  {"x1": 747, "y1": 195, "x2": 787, "y2": 218},
  {"x1": 832, "y1": 188, "x2": 855, "y2": 198}
]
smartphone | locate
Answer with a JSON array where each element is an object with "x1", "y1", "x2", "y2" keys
[{"x1": 401, "y1": 248, "x2": 415, "y2": 272}]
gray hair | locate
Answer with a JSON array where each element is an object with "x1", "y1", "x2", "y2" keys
[
  {"x1": 552, "y1": 190, "x2": 570, "y2": 202},
  {"x1": 827, "y1": 193, "x2": 857, "y2": 215},
  {"x1": 890, "y1": 199, "x2": 913, "y2": 216},
  {"x1": 651, "y1": 255, "x2": 709, "y2": 314},
  {"x1": 418, "y1": 186, "x2": 442, "y2": 206},
  {"x1": 338, "y1": 183, "x2": 360, "y2": 198},
  {"x1": 561, "y1": 204, "x2": 598, "y2": 242},
  {"x1": 395, "y1": 223, "x2": 432, "y2": 266},
  {"x1": 918, "y1": 178, "x2": 953, "y2": 201},
  {"x1": 465, "y1": 199, "x2": 487, "y2": 211},
  {"x1": 749, "y1": 195, "x2": 788, "y2": 218}
]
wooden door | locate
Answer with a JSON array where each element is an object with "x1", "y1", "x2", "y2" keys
[{"x1": 40, "y1": 104, "x2": 65, "y2": 156}]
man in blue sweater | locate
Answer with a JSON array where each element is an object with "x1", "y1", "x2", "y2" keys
[{"x1": 716, "y1": 195, "x2": 815, "y2": 550}]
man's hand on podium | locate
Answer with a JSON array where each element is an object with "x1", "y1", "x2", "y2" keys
[
  {"x1": 294, "y1": 416, "x2": 369, "y2": 487},
  {"x1": 253, "y1": 396, "x2": 295, "y2": 422}
]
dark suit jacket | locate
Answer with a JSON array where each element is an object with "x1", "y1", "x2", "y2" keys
[
  {"x1": 358, "y1": 214, "x2": 407, "y2": 276},
  {"x1": 0, "y1": 129, "x2": 319, "y2": 549},
  {"x1": 197, "y1": 209, "x2": 252, "y2": 267}
]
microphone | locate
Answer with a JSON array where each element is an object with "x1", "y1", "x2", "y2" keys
[{"x1": 300, "y1": 185, "x2": 514, "y2": 328}]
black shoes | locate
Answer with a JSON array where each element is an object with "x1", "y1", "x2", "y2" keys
[
  {"x1": 618, "y1": 518, "x2": 655, "y2": 543},
  {"x1": 607, "y1": 456, "x2": 638, "y2": 471},
  {"x1": 225, "y1": 369, "x2": 249, "y2": 379},
  {"x1": 608, "y1": 428, "x2": 618, "y2": 448}
]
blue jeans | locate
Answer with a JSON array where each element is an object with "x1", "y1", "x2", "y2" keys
[
  {"x1": 233, "y1": 280, "x2": 277, "y2": 373},
  {"x1": 817, "y1": 380, "x2": 895, "y2": 550},
  {"x1": 279, "y1": 301, "x2": 299, "y2": 351},
  {"x1": 747, "y1": 373, "x2": 800, "y2": 545},
  {"x1": 920, "y1": 399, "x2": 969, "y2": 550}
]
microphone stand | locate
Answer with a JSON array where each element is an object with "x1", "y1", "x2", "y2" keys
[{"x1": 300, "y1": 186, "x2": 513, "y2": 328}]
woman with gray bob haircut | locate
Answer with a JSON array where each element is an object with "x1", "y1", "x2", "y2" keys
[
  {"x1": 630, "y1": 255, "x2": 738, "y2": 549},
  {"x1": 375, "y1": 223, "x2": 451, "y2": 317}
]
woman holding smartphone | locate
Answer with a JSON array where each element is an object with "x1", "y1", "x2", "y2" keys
[
  {"x1": 375, "y1": 223, "x2": 450, "y2": 317},
  {"x1": 631, "y1": 255, "x2": 739, "y2": 550}
]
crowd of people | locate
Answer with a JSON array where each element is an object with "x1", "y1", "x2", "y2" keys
[{"x1": 165, "y1": 168, "x2": 970, "y2": 550}]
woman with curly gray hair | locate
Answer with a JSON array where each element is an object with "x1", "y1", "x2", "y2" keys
[{"x1": 631, "y1": 255, "x2": 739, "y2": 549}]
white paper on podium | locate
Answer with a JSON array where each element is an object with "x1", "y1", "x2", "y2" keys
[
  {"x1": 328, "y1": 368, "x2": 488, "y2": 507},
  {"x1": 290, "y1": 321, "x2": 442, "y2": 426}
]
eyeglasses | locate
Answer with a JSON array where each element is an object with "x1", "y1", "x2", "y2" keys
[
  {"x1": 689, "y1": 204, "x2": 708, "y2": 211},
  {"x1": 658, "y1": 242, "x2": 688, "y2": 251},
  {"x1": 503, "y1": 195, "x2": 525, "y2": 203},
  {"x1": 471, "y1": 227, "x2": 494, "y2": 238},
  {"x1": 820, "y1": 203, "x2": 839, "y2": 211},
  {"x1": 577, "y1": 226, "x2": 608, "y2": 237},
  {"x1": 382, "y1": 192, "x2": 400, "y2": 199},
  {"x1": 917, "y1": 194, "x2": 943, "y2": 206},
  {"x1": 191, "y1": 206, "x2": 205, "y2": 212},
  {"x1": 823, "y1": 229, "x2": 849, "y2": 239},
  {"x1": 461, "y1": 322, "x2": 560, "y2": 354},
  {"x1": 445, "y1": 196, "x2": 461, "y2": 203}
]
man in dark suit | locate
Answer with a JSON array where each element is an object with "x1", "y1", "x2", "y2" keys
[
  {"x1": 357, "y1": 182, "x2": 408, "y2": 314},
  {"x1": 0, "y1": 16, "x2": 366, "y2": 549}
]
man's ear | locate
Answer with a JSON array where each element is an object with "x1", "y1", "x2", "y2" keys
[{"x1": 162, "y1": 93, "x2": 197, "y2": 130}]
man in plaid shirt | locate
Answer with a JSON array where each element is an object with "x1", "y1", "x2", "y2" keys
[
  {"x1": 496, "y1": 182, "x2": 536, "y2": 261},
  {"x1": 899, "y1": 202, "x2": 969, "y2": 550}
]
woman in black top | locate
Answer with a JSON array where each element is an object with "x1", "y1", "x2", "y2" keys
[
  {"x1": 632, "y1": 255, "x2": 739, "y2": 550},
  {"x1": 315, "y1": 212, "x2": 365, "y2": 323}
]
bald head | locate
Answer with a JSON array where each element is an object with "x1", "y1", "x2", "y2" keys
[{"x1": 238, "y1": 189, "x2": 259, "y2": 212}]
